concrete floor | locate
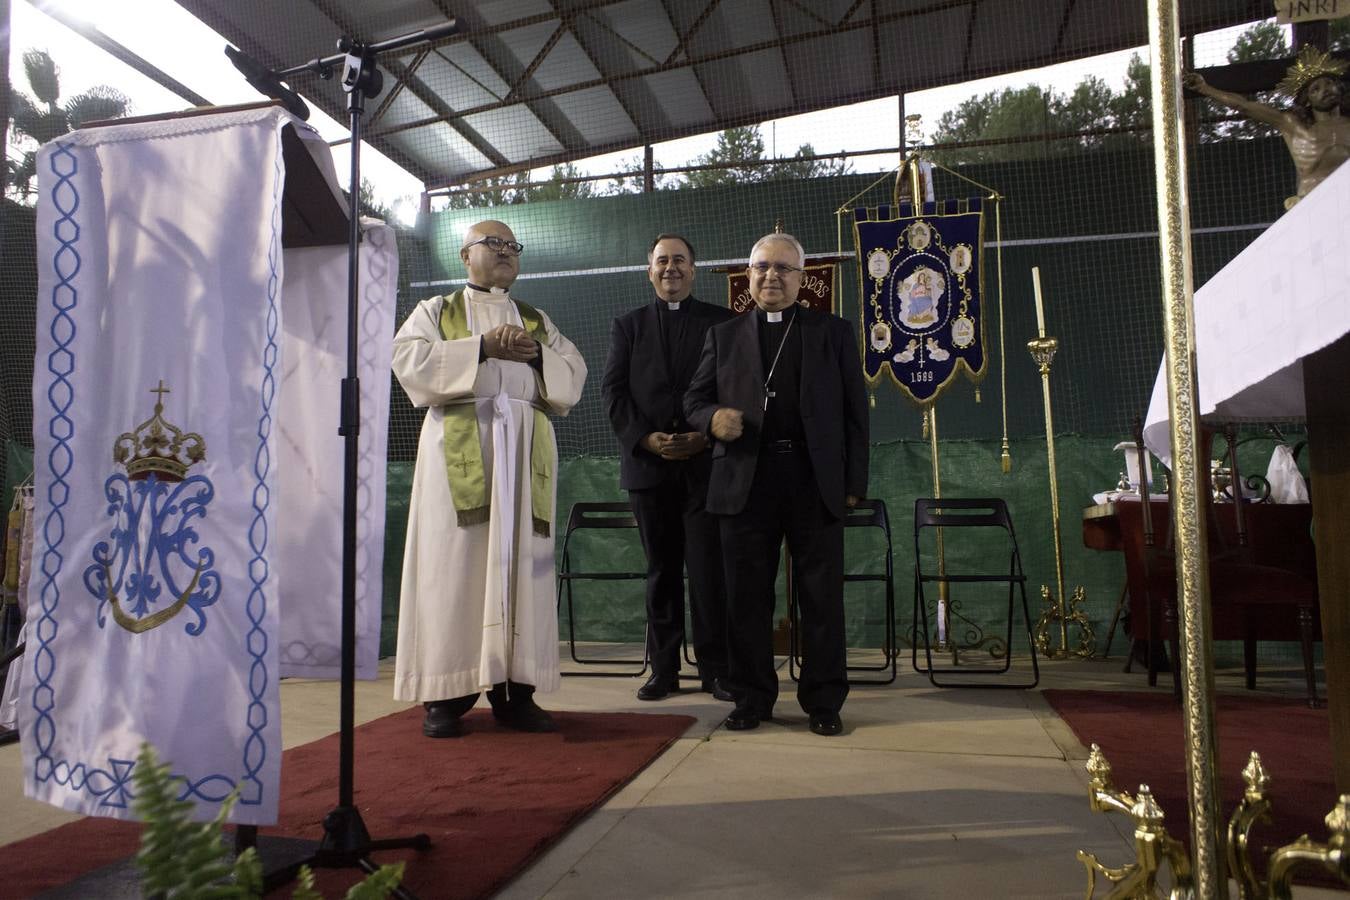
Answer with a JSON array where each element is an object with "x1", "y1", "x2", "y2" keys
[{"x1": 1, "y1": 648, "x2": 1342, "y2": 898}]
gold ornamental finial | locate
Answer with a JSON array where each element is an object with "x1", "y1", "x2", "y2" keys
[
  {"x1": 1241, "y1": 751, "x2": 1271, "y2": 801},
  {"x1": 1276, "y1": 45, "x2": 1349, "y2": 99},
  {"x1": 774, "y1": 219, "x2": 784, "y2": 234},
  {"x1": 112, "y1": 381, "x2": 206, "y2": 482}
]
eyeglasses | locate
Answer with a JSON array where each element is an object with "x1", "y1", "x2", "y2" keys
[
  {"x1": 748, "y1": 262, "x2": 804, "y2": 277},
  {"x1": 466, "y1": 235, "x2": 524, "y2": 255}
]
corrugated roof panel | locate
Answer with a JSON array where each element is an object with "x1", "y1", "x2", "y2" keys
[
  {"x1": 790, "y1": 31, "x2": 875, "y2": 107},
  {"x1": 372, "y1": 86, "x2": 436, "y2": 130},
  {"x1": 684, "y1": 0, "x2": 773, "y2": 56},
  {"x1": 695, "y1": 48, "x2": 792, "y2": 120},
  {"x1": 591, "y1": 0, "x2": 679, "y2": 70},
  {"x1": 474, "y1": 0, "x2": 555, "y2": 28},
  {"x1": 875, "y1": 4, "x2": 973, "y2": 94},
  {"x1": 433, "y1": 43, "x2": 512, "y2": 100},
  {"x1": 461, "y1": 105, "x2": 566, "y2": 163},
  {"x1": 643, "y1": 67, "x2": 716, "y2": 130},
  {"x1": 1058, "y1": 0, "x2": 1144, "y2": 57},
  {"x1": 329, "y1": 0, "x2": 446, "y2": 37},
  {"x1": 551, "y1": 86, "x2": 639, "y2": 145},
  {"x1": 531, "y1": 33, "x2": 603, "y2": 92},
  {"x1": 775, "y1": 0, "x2": 857, "y2": 36},
  {"x1": 968, "y1": 0, "x2": 1063, "y2": 75},
  {"x1": 497, "y1": 20, "x2": 560, "y2": 74},
  {"x1": 388, "y1": 122, "x2": 496, "y2": 178}
]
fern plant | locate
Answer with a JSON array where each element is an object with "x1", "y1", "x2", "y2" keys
[{"x1": 131, "y1": 743, "x2": 404, "y2": 899}]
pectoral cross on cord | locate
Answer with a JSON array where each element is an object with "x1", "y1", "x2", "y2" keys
[{"x1": 762, "y1": 314, "x2": 796, "y2": 411}]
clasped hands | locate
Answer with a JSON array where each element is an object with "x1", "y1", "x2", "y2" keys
[
  {"x1": 482, "y1": 324, "x2": 539, "y2": 362},
  {"x1": 642, "y1": 430, "x2": 708, "y2": 460}
]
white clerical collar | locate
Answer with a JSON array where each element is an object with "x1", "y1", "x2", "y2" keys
[
  {"x1": 465, "y1": 283, "x2": 510, "y2": 302},
  {"x1": 766, "y1": 310, "x2": 784, "y2": 323},
  {"x1": 663, "y1": 301, "x2": 681, "y2": 311}
]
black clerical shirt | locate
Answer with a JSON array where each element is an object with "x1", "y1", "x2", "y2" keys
[
  {"x1": 756, "y1": 306, "x2": 805, "y2": 443},
  {"x1": 657, "y1": 299, "x2": 689, "y2": 381},
  {"x1": 657, "y1": 299, "x2": 694, "y2": 431}
]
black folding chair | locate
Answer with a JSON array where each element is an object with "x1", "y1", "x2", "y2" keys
[
  {"x1": 788, "y1": 499, "x2": 897, "y2": 685},
  {"x1": 911, "y1": 498, "x2": 1039, "y2": 689},
  {"x1": 555, "y1": 501, "x2": 650, "y2": 677}
]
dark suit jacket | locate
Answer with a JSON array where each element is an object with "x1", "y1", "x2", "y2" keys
[
  {"x1": 684, "y1": 305, "x2": 869, "y2": 518},
  {"x1": 602, "y1": 297, "x2": 734, "y2": 491}
]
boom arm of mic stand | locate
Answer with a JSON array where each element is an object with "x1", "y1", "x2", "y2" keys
[{"x1": 276, "y1": 20, "x2": 459, "y2": 79}]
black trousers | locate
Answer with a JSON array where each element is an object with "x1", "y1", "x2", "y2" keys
[
  {"x1": 719, "y1": 448, "x2": 847, "y2": 716},
  {"x1": 629, "y1": 463, "x2": 729, "y2": 681}
]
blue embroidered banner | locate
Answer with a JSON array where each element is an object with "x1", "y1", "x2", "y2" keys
[{"x1": 854, "y1": 201, "x2": 987, "y2": 404}]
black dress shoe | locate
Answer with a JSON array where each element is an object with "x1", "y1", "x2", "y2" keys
[
  {"x1": 422, "y1": 702, "x2": 465, "y2": 739},
  {"x1": 725, "y1": 705, "x2": 770, "y2": 731},
  {"x1": 493, "y1": 696, "x2": 558, "y2": 733},
  {"x1": 700, "y1": 677, "x2": 735, "y2": 703},
  {"x1": 809, "y1": 711, "x2": 843, "y2": 737},
  {"x1": 637, "y1": 673, "x2": 680, "y2": 701}
]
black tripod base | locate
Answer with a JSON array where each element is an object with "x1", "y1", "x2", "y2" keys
[
  {"x1": 309, "y1": 806, "x2": 431, "y2": 900},
  {"x1": 236, "y1": 811, "x2": 430, "y2": 898}
]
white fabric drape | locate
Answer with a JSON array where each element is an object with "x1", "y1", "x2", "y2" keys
[
  {"x1": 23, "y1": 106, "x2": 390, "y2": 825},
  {"x1": 276, "y1": 222, "x2": 397, "y2": 680}
]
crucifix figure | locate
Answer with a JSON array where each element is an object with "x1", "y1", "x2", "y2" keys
[{"x1": 1185, "y1": 45, "x2": 1350, "y2": 208}]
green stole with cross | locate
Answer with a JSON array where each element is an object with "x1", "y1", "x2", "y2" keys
[{"x1": 437, "y1": 290, "x2": 554, "y2": 537}]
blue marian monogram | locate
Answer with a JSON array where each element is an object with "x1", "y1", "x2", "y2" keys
[{"x1": 83, "y1": 381, "x2": 220, "y2": 635}]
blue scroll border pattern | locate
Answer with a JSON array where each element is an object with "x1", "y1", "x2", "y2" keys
[{"x1": 31, "y1": 133, "x2": 283, "y2": 811}]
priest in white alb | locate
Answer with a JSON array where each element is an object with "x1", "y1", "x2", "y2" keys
[{"x1": 392, "y1": 219, "x2": 587, "y2": 738}]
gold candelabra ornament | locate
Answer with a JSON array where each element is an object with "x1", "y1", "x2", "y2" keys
[
  {"x1": 1078, "y1": 744, "x2": 1350, "y2": 899},
  {"x1": 1027, "y1": 268, "x2": 1094, "y2": 659}
]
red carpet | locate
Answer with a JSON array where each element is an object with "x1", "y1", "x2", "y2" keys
[
  {"x1": 0, "y1": 707, "x2": 694, "y2": 898},
  {"x1": 1044, "y1": 689, "x2": 1335, "y2": 866}
]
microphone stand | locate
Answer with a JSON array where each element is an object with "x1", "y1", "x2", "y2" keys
[{"x1": 229, "y1": 21, "x2": 457, "y2": 897}]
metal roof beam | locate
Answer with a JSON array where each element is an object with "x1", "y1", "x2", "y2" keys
[
  {"x1": 770, "y1": 0, "x2": 802, "y2": 111},
  {"x1": 664, "y1": 0, "x2": 721, "y2": 66}
]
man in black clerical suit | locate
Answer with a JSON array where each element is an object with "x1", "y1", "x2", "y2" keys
[
  {"x1": 602, "y1": 234, "x2": 735, "y2": 702},
  {"x1": 684, "y1": 232, "x2": 869, "y2": 736}
]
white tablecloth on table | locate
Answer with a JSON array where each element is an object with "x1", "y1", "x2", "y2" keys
[{"x1": 1143, "y1": 161, "x2": 1350, "y2": 467}]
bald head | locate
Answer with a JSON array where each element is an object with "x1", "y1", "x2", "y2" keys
[{"x1": 461, "y1": 219, "x2": 521, "y2": 289}]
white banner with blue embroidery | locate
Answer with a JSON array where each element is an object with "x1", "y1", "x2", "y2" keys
[
  {"x1": 21, "y1": 106, "x2": 362, "y2": 824},
  {"x1": 854, "y1": 200, "x2": 987, "y2": 404}
]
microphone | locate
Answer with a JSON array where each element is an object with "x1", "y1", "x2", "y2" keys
[{"x1": 225, "y1": 45, "x2": 311, "y2": 121}]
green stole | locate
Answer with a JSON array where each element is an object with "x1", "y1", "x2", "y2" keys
[{"x1": 437, "y1": 290, "x2": 554, "y2": 537}]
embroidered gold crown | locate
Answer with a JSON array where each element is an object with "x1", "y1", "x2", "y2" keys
[
  {"x1": 1276, "y1": 45, "x2": 1349, "y2": 99},
  {"x1": 113, "y1": 381, "x2": 206, "y2": 482}
]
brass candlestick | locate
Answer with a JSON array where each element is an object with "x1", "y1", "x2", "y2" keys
[{"x1": 1027, "y1": 318, "x2": 1095, "y2": 659}]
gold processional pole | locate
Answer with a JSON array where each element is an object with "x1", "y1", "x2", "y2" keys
[
  {"x1": 1147, "y1": 1, "x2": 1224, "y2": 893},
  {"x1": 1027, "y1": 268, "x2": 1093, "y2": 659}
]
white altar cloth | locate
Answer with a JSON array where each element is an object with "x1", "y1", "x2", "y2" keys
[{"x1": 1143, "y1": 161, "x2": 1350, "y2": 467}]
